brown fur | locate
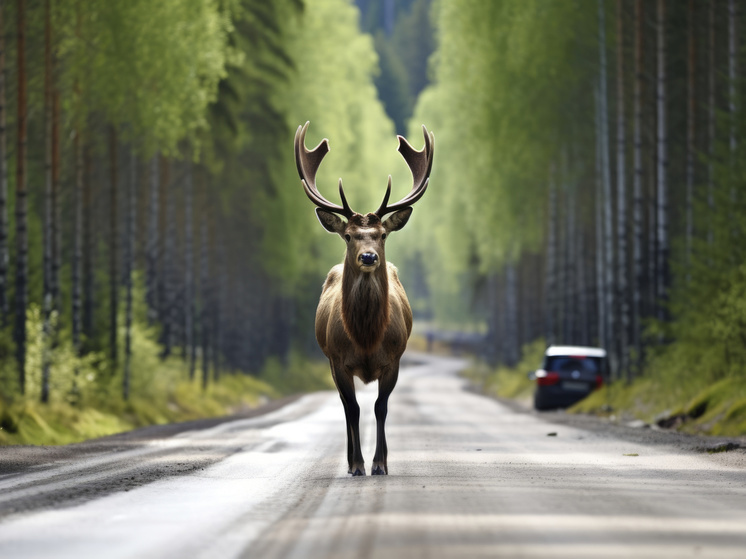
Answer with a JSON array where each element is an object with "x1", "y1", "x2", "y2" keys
[
  {"x1": 295, "y1": 121, "x2": 432, "y2": 475},
  {"x1": 341, "y1": 257, "x2": 389, "y2": 354},
  {"x1": 315, "y1": 215, "x2": 412, "y2": 374}
]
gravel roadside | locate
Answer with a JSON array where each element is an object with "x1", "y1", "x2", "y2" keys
[{"x1": 487, "y1": 391, "x2": 746, "y2": 470}]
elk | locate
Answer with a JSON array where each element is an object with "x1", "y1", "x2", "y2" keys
[{"x1": 294, "y1": 121, "x2": 434, "y2": 476}]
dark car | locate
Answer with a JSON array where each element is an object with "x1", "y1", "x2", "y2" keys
[{"x1": 531, "y1": 346, "x2": 607, "y2": 410}]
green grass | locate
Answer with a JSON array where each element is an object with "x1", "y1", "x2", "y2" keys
[
  {"x1": 570, "y1": 374, "x2": 746, "y2": 436},
  {"x1": 0, "y1": 359, "x2": 336, "y2": 446},
  {"x1": 0, "y1": 296, "x2": 336, "y2": 446},
  {"x1": 463, "y1": 339, "x2": 545, "y2": 402},
  {"x1": 464, "y1": 334, "x2": 746, "y2": 437},
  {"x1": 0, "y1": 361, "x2": 334, "y2": 446}
]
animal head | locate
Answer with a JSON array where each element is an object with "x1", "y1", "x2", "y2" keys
[{"x1": 294, "y1": 122, "x2": 434, "y2": 273}]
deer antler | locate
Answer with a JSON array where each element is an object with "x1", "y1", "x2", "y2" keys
[
  {"x1": 294, "y1": 121, "x2": 354, "y2": 218},
  {"x1": 375, "y1": 125, "x2": 434, "y2": 218}
]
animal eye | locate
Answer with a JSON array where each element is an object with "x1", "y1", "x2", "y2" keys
[
  {"x1": 345, "y1": 234, "x2": 351, "y2": 242},
  {"x1": 381, "y1": 233, "x2": 387, "y2": 240}
]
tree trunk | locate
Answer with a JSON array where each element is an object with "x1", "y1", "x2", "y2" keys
[
  {"x1": 15, "y1": 0, "x2": 28, "y2": 394},
  {"x1": 52, "y1": 89, "x2": 60, "y2": 307},
  {"x1": 109, "y1": 126, "x2": 118, "y2": 365},
  {"x1": 615, "y1": 0, "x2": 627, "y2": 355},
  {"x1": 146, "y1": 155, "x2": 159, "y2": 324},
  {"x1": 185, "y1": 163, "x2": 195, "y2": 379},
  {"x1": 599, "y1": 0, "x2": 615, "y2": 364},
  {"x1": 632, "y1": 0, "x2": 644, "y2": 374},
  {"x1": 656, "y1": 0, "x2": 668, "y2": 320},
  {"x1": 73, "y1": 131, "x2": 83, "y2": 350},
  {"x1": 504, "y1": 258, "x2": 518, "y2": 366},
  {"x1": 595, "y1": 85, "x2": 606, "y2": 349},
  {"x1": 577, "y1": 224, "x2": 589, "y2": 345},
  {"x1": 545, "y1": 166, "x2": 557, "y2": 345},
  {"x1": 729, "y1": 0, "x2": 737, "y2": 156},
  {"x1": 200, "y1": 214, "x2": 210, "y2": 389},
  {"x1": 0, "y1": 1, "x2": 8, "y2": 324},
  {"x1": 556, "y1": 180, "x2": 566, "y2": 342},
  {"x1": 686, "y1": 0, "x2": 696, "y2": 279},
  {"x1": 41, "y1": 0, "x2": 53, "y2": 403},
  {"x1": 213, "y1": 239, "x2": 224, "y2": 381},
  {"x1": 564, "y1": 168, "x2": 575, "y2": 342},
  {"x1": 161, "y1": 159, "x2": 175, "y2": 359},
  {"x1": 708, "y1": 0, "x2": 715, "y2": 246},
  {"x1": 123, "y1": 151, "x2": 135, "y2": 400},
  {"x1": 82, "y1": 147, "x2": 94, "y2": 340}
]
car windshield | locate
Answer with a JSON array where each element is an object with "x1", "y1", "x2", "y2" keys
[{"x1": 545, "y1": 356, "x2": 602, "y2": 374}]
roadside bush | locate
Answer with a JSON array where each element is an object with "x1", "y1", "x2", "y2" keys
[{"x1": 465, "y1": 338, "x2": 545, "y2": 401}]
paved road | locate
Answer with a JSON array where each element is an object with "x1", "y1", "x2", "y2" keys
[{"x1": 1, "y1": 354, "x2": 745, "y2": 558}]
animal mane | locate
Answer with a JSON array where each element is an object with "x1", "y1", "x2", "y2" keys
[{"x1": 341, "y1": 263, "x2": 390, "y2": 354}]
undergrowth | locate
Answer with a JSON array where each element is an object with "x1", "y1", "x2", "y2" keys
[
  {"x1": 0, "y1": 298, "x2": 334, "y2": 446},
  {"x1": 463, "y1": 338, "x2": 545, "y2": 402},
  {"x1": 571, "y1": 374, "x2": 746, "y2": 436},
  {"x1": 466, "y1": 334, "x2": 746, "y2": 437}
]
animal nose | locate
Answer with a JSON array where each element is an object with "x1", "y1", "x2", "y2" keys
[{"x1": 360, "y1": 252, "x2": 378, "y2": 266}]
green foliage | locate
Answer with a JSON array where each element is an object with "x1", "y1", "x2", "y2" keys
[
  {"x1": 267, "y1": 0, "x2": 410, "y2": 289},
  {"x1": 405, "y1": 0, "x2": 597, "y2": 324},
  {"x1": 23, "y1": 305, "x2": 102, "y2": 404},
  {"x1": 58, "y1": 0, "x2": 231, "y2": 154},
  {"x1": 572, "y1": 376, "x2": 746, "y2": 437},
  {"x1": 465, "y1": 338, "x2": 546, "y2": 401},
  {"x1": 259, "y1": 352, "x2": 335, "y2": 396},
  {"x1": 0, "y1": 279, "x2": 332, "y2": 446}
]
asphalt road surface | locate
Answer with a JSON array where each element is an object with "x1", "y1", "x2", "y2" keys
[{"x1": 1, "y1": 353, "x2": 745, "y2": 558}]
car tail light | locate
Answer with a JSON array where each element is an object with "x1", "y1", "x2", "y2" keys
[
  {"x1": 595, "y1": 375, "x2": 604, "y2": 389},
  {"x1": 535, "y1": 370, "x2": 560, "y2": 386}
]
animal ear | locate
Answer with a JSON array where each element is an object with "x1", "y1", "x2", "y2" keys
[
  {"x1": 383, "y1": 207, "x2": 413, "y2": 233},
  {"x1": 315, "y1": 208, "x2": 347, "y2": 235}
]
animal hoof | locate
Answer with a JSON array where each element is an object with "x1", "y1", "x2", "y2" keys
[
  {"x1": 371, "y1": 465, "x2": 387, "y2": 475},
  {"x1": 351, "y1": 468, "x2": 366, "y2": 476}
]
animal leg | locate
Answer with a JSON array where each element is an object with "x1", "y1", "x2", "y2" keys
[
  {"x1": 331, "y1": 363, "x2": 354, "y2": 472},
  {"x1": 334, "y1": 367, "x2": 365, "y2": 476},
  {"x1": 372, "y1": 365, "x2": 399, "y2": 475}
]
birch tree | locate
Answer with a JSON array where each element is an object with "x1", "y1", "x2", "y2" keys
[
  {"x1": 632, "y1": 0, "x2": 644, "y2": 371},
  {"x1": 656, "y1": 0, "x2": 668, "y2": 320},
  {"x1": 123, "y1": 152, "x2": 135, "y2": 400},
  {"x1": 545, "y1": 168, "x2": 557, "y2": 345},
  {"x1": 707, "y1": 0, "x2": 716, "y2": 246},
  {"x1": 616, "y1": 0, "x2": 629, "y2": 377},
  {"x1": 72, "y1": 133, "x2": 83, "y2": 364},
  {"x1": 185, "y1": 162, "x2": 195, "y2": 380},
  {"x1": 595, "y1": 86, "x2": 606, "y2": 349},
  {"x1": 685, "y1": 0, "x2": 695, "y2": 278},
  {"x1": 42, "y1": 0, "x2": 54, "y2": 403},
  {"x1": 16, "y1": 0, "x2": 28, "y2": 393},
  {"x1": 728, "y1": 0, "x2": 737, "y2": 157},
  {"x1": 109, "y1": 126, "x2": 118, "y2": 365},
  {"x1": 0, "y1": 0, "x2": 7, "y2": 324},
  {"x1": 200, "y1": 213, "x2": 210, "y2": 390},
  {"x1": 146, "y1": 155, "x2": 159, "y2": 324},
  {"x1": 599, "y1": 0, "x2": 615, "y2": 362}
]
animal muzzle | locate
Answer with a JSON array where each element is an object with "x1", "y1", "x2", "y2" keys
[{"x1": 359, "y1": 252, "x2": 379, "y2": 267}]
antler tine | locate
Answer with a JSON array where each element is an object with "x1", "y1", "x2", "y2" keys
[
  {"x1": 376, "y1": 125, "x2": 434, "y2": 218},
  {"x1": 294, "y1": 121, "x2": 354, "y2": 218}
]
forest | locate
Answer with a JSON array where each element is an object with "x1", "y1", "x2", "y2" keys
[{"x1": 2, "y1": 0, "x2": 746, "y2": 441}]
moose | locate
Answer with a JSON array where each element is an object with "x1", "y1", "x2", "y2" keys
[{"x1": 294, "y1": 122, "x2": 434, "y2": 476}]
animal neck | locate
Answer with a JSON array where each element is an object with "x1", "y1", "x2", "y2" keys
[{"x1": 341, "y1": 262, "x2": 390, "y2": 354}]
